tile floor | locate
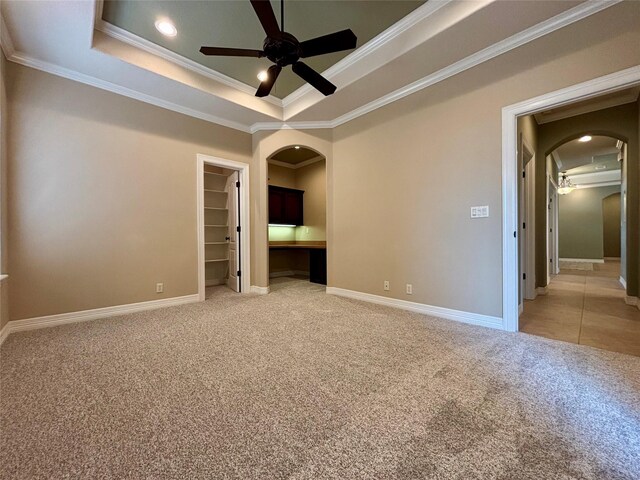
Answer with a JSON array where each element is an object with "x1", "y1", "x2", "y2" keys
[{"x1": 520, "y1": 259, "x2": 640, "y2": 356}]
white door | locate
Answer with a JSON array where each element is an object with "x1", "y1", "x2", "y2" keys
[{"x1": 226, "y1": 171, "x2": 241, "y2": 292}]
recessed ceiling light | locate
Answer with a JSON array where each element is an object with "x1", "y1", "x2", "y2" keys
[
  {"x1": 257, "y1": 71, "x2": 268, "y2": 82},
  {"x1": 579, "y1": 135, "x2": 592, "y2": 142},
  {"x1": 294, "y1": 146, "x2": 300, "y2": 149},
  {"x1": 155, "y1": 20, "x2": 177, "y2": 37}
]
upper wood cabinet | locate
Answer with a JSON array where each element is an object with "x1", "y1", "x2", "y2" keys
[{"x1": 269, "y1": 186, "x2": 304, "y2": 226}]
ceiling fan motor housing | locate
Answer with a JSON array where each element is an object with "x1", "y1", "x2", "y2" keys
[{"x1": 263, "y1": 32, "x2": 301, "y2": 66}]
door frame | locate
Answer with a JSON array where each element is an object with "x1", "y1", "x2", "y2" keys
[
  {"x1": 197, "y1": 154, "x2": 251, "y2": 300},
  {"x1": 501, "y1": 65, "x2": 640, "y2": 332},
  {"x1": 547, "y1": 174, "x2": 559, "y2": 282},
  {"x1": 520, "y1": 138, "x2": 536, "y2": 302}
]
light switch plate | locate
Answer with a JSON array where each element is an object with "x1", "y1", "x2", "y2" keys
[{"x1": 470, "y1": 206, "x2": 489, "y2": 218}]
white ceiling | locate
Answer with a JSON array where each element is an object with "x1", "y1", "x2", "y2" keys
[{"x1": 0, "y1": 0, "x2": 618, "y2": 133}]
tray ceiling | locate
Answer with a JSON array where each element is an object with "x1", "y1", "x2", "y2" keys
[{"x1": 102, "y1": 0, "x2": 424, "y2": 99}]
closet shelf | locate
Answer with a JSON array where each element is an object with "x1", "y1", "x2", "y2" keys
[
  {"x1": 205, "y1": 242, "x2": 228, "y2": 245},
  {"x1": 204, "y1": 189, "x2": 228, "y2": 194},
  {"x1": 204, "y1": 207, "x2": 228, "y2": 211},
  {"x1": 204, "y1": 171, "x2": 227, "y2": 178},
  {"x1": 205, "y1": 224, "x2": 228, "y2": 227},
  {"x1": 205, "y1": 258, "x2": 229, "y2": 263}
]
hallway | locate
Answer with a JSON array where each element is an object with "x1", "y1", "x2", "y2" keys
[{"x1": 520, "y1": 260, "x2": 640, "y2": 356}]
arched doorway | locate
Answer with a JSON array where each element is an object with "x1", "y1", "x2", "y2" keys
[{"x1": 266, "y1": 145, "x2": 327, "y2": 289}]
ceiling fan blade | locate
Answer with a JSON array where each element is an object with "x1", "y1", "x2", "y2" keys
[
  {"x1": 292, "y1": 62, "x2": 336, "y2": 96},
  {"x1": 255, "y1": 65, "x2": 282, "y2": 97},
  {"x1": 250, "y1": 0, "x2": 280, "y2": 37},
  {"x1": 299, "y1": 29, "x2": 357, "y2": 58},
  {"x1": 200, "y1": 46, "x2": 264, "y2": 58}
]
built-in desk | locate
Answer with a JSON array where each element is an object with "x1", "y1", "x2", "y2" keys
[{"x1": 268, "y1": 241, "x2": 326, "y2": 284}]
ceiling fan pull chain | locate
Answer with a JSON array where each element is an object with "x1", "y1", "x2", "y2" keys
[{"x1": 281, "y1": 0, "x2": 284, "y2": 32}]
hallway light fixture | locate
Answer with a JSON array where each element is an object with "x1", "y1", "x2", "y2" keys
[
  {"x1": 257, "y1": 70, "x2": 269, "y2": 82},
  {"x1": 578, "y1": 135, "x2": 592, "y2": 142},
  {"x1": 558, "y1": 173, "x2": 575, "y2": 195}
]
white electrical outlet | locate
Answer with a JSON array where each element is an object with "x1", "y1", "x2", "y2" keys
[
  {"x1": 406, "y1": 284, "x2": 413, "y2": 295},
  {"x1": 156, "y1": 283, "x2": 164, "y2": 293},
  {"x1": 383, "y1": 280, "x2": 390, "y2": 291},
  {"x1": 470, "y1": 206, "x2": 489, "y2": 218}
]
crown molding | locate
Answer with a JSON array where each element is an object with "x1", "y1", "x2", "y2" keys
[
  {"x1": 2, "y1": 0, "x2": 624, "y2": 137},
  {"x1": 251, "y1": 121, "x2": 333, "y2": 133},
  {"x1": 268, "y1": 155, "x2": 324, "y2": 170},
  {"x1": 8, "y1": 52, "x2": 253, "y2": 133},
  {"x1": 94, "y1": 19, "x2": 283, "y2": 108},
  {"x1": 0, "y1": 12, "x2": 15, "y2": 58},
  {"x1": 534, "y1": 86, "x2": 639, "y2": 124},
  {"x1": 253, "y1": 0, "x2": 622, "y2": 133},
  {"x1": 281, "y1": 0, "x2": 452, "y2": 109}
]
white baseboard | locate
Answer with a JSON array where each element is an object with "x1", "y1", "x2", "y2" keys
[
  {"x1": 250, "y1": 285, "x2": 270, "y2": 295},
  {"x1": 0, "y1": 322, "x2": 9, "y2": 346},
  {"x1": 326, "y1": 287, "x2": 504, "y2": 330},
  {"x1": 0, "y1": 294, "x2": 200, "y2": 346},
  {"x1": 625, "y1": 295, "x2": 638, "y2": 306},
  {"x1": 536, "y1": 286, "x2": 548, "y2": 295},
  {"x1": 559, "y1": 258, "x2": 604, "y2": 263},
  {"x1": 619, "y1": 276, "x2": 627, "y2": 290},
  {"x1": 518, "y1": 303, "x2": 523, "y2": 315}
]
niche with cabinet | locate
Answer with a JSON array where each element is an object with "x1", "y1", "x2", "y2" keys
[{"x1": 268, "y1": 186, "x2": 304, "y2": 226}]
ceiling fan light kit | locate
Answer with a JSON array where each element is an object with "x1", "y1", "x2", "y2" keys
[{"x1": 200, "y1": 0, "x2": 357, "y2": 97}]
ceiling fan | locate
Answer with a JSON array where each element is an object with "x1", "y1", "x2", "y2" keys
[{"x1": 199, "y1": 0, "x2": 357, "y2": 97}]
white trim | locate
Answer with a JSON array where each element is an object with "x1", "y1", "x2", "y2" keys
[
  {"x1": 619, "y1": 276, "x2": 627, "y2": 290},
  {"x1": 559, "y1": 257, "x2": 605, "y2": 263},
  {"x1": 4, "y1": 0, "x2": 620, "y2": 135},
  {"x1": 250, "y1": 285, "x2": 270, "y2": 295},
  {"x1": 7, "y1": 53, "x2": 253, "y2": 133},
  {"x1": 502, "y1": 65, "x2": 640, "y2": 333},
  {"x1": 624, "y1": 295, "x2": 638, "y2": 306},
  {"x1": 197, "y1": 154, "x2": 251, "y2": 300},
  {"x1": 0, "y1": 294, "x2": 199, "y2": 346},
  {"x1": 251, "y1": 121, "x2": 333, "y2": 134},
  {"x1": 326, "y1": 287, "x2": 503, "y2": 330},
  {"x1": 0, "y1": 12, "x2": 15, "y2": 58},
  {"x1": 0, "y1": 323, "x2": 9, "y2": 346},
  {"x1": 267, "y1": 156, "x2": 324, "y2": 170},
  {"x1": 536, "y1": 286, "x2": 548, "y2": 296},
  {"x1": 574, "y1": 181, "x2": 621, "y2": 189},
  {"x1": 534, "y1": 87, "x2": 639, "y2": 124},
  {"x1": 0, "y1": 274, "x2": 7, "y2": 282},
  {"x1": 281, "y1": 0, "x2": 452, "y2": 108},
  {"x1": 95, "y1": 20, "x2": 282, "y2": 108}
]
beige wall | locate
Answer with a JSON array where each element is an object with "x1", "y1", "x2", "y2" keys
[
  {"x1": 558, "y1": 185, "x2": 621, "y2": 260},
  {"x1": 537, "y1": 102, "x2": 639, "y2": 294},
  {"x1": 267, "y1": 163, "x2": 296, "y2": 189},
  {"x1": 252, "y1": 129, "x2": 333, "y2": 288},
  {"x1": 0, "y1": 51, "x2": 8, "y2": 331},
  {"x1": 294, "y1": 160, "x2": 326, "y2": 242},
  {"x1": 7, "y1": 63, "x2": 252, "y2": 320},
  {"x1": 331, "y1": 2, "x2": 640, "y2": 317}
]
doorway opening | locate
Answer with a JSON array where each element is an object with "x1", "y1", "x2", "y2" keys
[
  {"x1": 197, "y1": 154, "x2": 250, "y2": 300},
  {"x1": 503, "y1": 71, "x2": 640, "y2": 355},
  {"x1": 266, "y1": 146, "x2": 327, "y2": 291}
]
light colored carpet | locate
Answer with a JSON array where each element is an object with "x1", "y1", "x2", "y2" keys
[{"x1": 1, "y1": 277, "x2": 639, "y2": 479}]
